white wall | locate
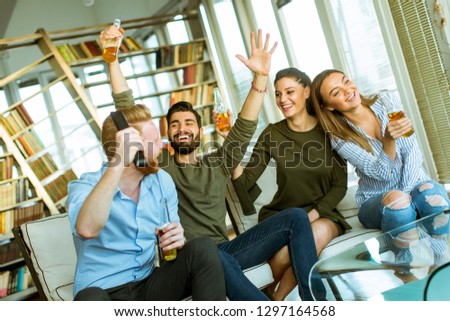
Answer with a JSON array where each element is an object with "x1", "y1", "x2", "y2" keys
[{"x1": 4, "y1": 0, "x2": 172, "y2": 37}]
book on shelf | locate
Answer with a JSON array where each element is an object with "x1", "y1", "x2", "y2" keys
[
  {"x1": 0, "y1": 265, "x2": 33, "y2": 298},
  {"x1": 122, "y1": 36, "x2": 142, "y2": 51},
  {"x1": 0, "y1": 201, "x2": 44, "y2": 235},
  {"x1": 155, "y1": 41, "x2": 205, "y2": 69},
  {"x1": 155, "y1": 45, "x2": 174, "y2": 68},
  {"x1": 0, "y1": 156, "x2": 15, "y2": 181},
  {"x1": 0, "y1": 238, "x2": 21, "y2": 265},
  {"x1": 0, "y1": 178, "x2": 35, "y2": 209},
  {"x1": 16, "y1": 129, "x2": 45, "y2": 157},
  {"x1": 0, "y1": 105, "x2": 33, "y2": 137},
  {"x1": 57, "y1": 36, "x2": 143, "y2": 64},
  {"x1": 44, "y1": 168, "x2": 77, "y2": 203},
  {"x1": 28, "y1": 152, "x2": 59, "y2": 181}
]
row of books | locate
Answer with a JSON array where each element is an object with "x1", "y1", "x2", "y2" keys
[
  {"x1": 182, "y1": 63, "x2": 214, "y2": 86},
  {"x1": 44, "y1": 168, "x2": 77, "y2": 203},
  {"x1": 0, "y1": 266, "x2": 33, "y2": 298},
  {"x1": 0, "y1": 104, "x2": 34, "y2": 137},
  {"x1": 169, "y1": 83, "x2": 216, "y2": 108},
  {"x1": 0, "y1": 156, "x2": 15, "y2": 181},
  {"x1": 0, "y1": 239, "x2": 21, "y2": 265},
  {"x1": 29, "y1": 152, "x2": 59, "y2": 181},
  {"x1": 156, "y1": 41, "x2": 205, "y2": 68},
  {"x1": 15, "y1": 129, "x2": 45, "y2": 158},
  {"x1": 0, "y1": 201, "x2": 44, "y2": 235},
  {"x1": 57, "y1": 36, "x2": 143, "y2": 64},
  {"x1": 0, "y1": 178, "x2": 34, "y2": 209}
]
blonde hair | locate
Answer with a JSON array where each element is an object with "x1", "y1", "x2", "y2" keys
[{"x1": 311, "y1": 69, "x2": 377, "y2": 154}]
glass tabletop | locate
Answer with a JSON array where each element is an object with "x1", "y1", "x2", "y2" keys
[{"x1": 309, "y1": 210, "x2": 450, "y2": 301}]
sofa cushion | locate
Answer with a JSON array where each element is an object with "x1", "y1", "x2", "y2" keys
[{"x1": 21, "y1": 213, "x2": 76, "y2": 301}]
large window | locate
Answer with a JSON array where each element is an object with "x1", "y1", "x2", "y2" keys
[
  {"x1": 276, "y1": 0, "x2": 333, "y2": 79},
  {"x1": 326, "y1": 0, "x2": 396, "y2": 94}
]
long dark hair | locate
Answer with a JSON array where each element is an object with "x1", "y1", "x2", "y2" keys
[{"x1": 311, "y1": 69, "x2": 378, "y2": 154}]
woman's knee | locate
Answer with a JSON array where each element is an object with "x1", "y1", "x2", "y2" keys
[
  {"x1": 280, "y1": 207, "x2": 308, "y2": 221},
  {"x1": 415, "y1": 181, "x2": 450, "y2": 208},
  {"x1": 382, "y1": 190, "x2": 411, "y2": 209}
]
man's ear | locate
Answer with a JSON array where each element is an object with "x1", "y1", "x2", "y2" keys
[{"x1": 199, "y1": 127, "x2": 204, "y2": 139}]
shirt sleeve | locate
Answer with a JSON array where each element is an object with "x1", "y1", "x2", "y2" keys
[
  {"x1": 315, "y1": 151, "x2": 348, "y2": 217},
  {"x1": 67, "y1": 175, "x2": 97, "y2": 237},
  {"x1": 203, "y1": 114, "x2": 257, "y2": 177},
  {"x1": 399, "y1": 136, "x2": 425, "y2": 193},
  {"x1": 112, "y1": 89, "x2": 135, "y2": 110},
  {"x1": 332, "y1": 137, "x2": 402, "y2": 182},
  {"x1": 231, "y1": 126, "x2": 273, "y2": 215}
]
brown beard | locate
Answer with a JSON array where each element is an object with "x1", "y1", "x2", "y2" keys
[
  {"x1": 170, "y1": 132, "x2": 201, "y2": 155},
  {"x1": 136, "y1": 159, "x2": 159, "y2": 175}
]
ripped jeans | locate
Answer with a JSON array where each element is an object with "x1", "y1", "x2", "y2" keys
[
  {"x1": 359, "y1": 180, "x2": 450, "y2": 265},
  {"x1": 358, "y1": 180, "x2": 449, "y2": 235}
]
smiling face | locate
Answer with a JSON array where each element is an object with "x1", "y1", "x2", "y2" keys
[
  {"x1": 318, "y1": 72, "x2": 361, "y2": 114},
  {"x1": 274, "y1": 77, "x2": 311, "y2": 119},
  {"x1": 168, "y1": 111, "x2": 202, "y2": 154}
]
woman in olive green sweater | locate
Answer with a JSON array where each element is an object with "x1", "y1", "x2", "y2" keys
[{"x1": 232, "y1": 68, "x2": 350, "y2": 300}]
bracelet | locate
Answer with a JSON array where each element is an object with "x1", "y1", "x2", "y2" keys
[{"x1": 251, "y1": 81, "x2": 267, "y2": 94}]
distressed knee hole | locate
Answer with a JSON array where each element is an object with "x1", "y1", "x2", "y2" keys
[
  {"x1": 382, "y1": 192, "x2": 410, "y2": 210},
  {"x1": 432, "y1": 213, "x2": 449, "y2": 229},
  {"x1": 419, "y1": 182, "x2": 434, "y2": 192},
  {"x1": 425, "y1": 195, "x2": 448, "y2": 207}
]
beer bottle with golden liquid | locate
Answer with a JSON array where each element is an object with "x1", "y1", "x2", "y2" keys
[
  {"x1": 157, "y1": 198, "x2": 177, "y2": 261},
  {"x1": 379, "y1": 89, "x2": 415, "y2": 137},
  {"x1": 102, "y1": 19, "x2": 121, "y2": 63},
  {"x1": 213, "y1": 87, "x2": 231, "y2": 132}
]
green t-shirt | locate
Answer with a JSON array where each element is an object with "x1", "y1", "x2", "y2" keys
[
  {"x1": 113, "y1": 90, "x2": 257, "y2": 243},
  {"x1": 233, "y1": 119, "x2": 351, "y2": 231}
]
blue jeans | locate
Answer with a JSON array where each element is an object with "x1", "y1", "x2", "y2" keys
[
  {"x1": 218, "y1": 208, "x2": 323, "y2": 301},
  {"x1": 359, "y1": 180, "x2": 449, "y2": 235}
]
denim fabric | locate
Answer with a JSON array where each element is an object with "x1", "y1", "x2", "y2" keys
[
  {"x1": 411, "y1": 180, "x2": 450, "y2": 237},
  {"x1": 218, "y1": 208, "x2": 323, "y2": 301},
  {"x1": 358, "y1": 180, "x2": 449, "y2": 235}
]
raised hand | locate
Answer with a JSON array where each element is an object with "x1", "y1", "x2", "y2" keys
[
  {"x1": 99, "y1": 25, "x2": 124, "y2": 50},
  {"x1": 236, "y1": 29, "x2": 278, "y2": 77}
]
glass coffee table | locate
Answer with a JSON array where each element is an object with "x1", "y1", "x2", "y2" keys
[{"x1": 309, "y1": 210, "x2": 449, "y2": 301}]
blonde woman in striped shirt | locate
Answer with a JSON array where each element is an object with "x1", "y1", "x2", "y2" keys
[{"x1": 311, "y1": 69, "x2": 449, "y2": 266}]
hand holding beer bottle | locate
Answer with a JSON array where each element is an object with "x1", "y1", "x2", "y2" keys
[
  {"x1": 379, "y1": 89, "x2": 415, "y2": 138},
  {"x1": 156, "y1": 198, "x2": 180, "y2": 261},
  {"x1": 213, "y1": 87, "x2": 232, "y2": 133},
  {"x1": 102, "y1": 19, "x2": 122, "y2": 63}
]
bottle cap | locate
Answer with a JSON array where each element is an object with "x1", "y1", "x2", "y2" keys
[{"x1": 113, "y1": 19, "x2": 121, "y2": 28}]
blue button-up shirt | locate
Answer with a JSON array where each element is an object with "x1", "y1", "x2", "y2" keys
[
  {"x1": 67, "y1": 166, "x2": 179, "y2": 295},
  {"x1": 331, "y1": 90, "x2": 429, "y2": 206}
]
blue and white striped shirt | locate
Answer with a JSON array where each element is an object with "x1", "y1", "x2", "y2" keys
[{"x1": 331, "y1": 90, "x2": 429, "y2": 206}]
